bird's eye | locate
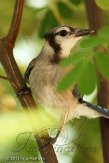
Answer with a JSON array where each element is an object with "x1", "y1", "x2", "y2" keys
[{"x1": 59, "y1": 30, "x2": 67, "y2": 36}]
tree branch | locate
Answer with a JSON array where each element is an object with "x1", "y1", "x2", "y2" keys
[
  {"x1": 85, "y1": 1, "x2": 109, "y2": 163},
  {"x1": 7, "y1": 0, "x2": 24, "y2": 45},
  {"x1": 84, "y1": 0, "x2": 104, "y2": 33},
  {"x1": 0, "y1": 0, "x2": 58, "y2": 162}
]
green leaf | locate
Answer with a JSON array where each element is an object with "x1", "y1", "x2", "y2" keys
[
  {"x1": 58, "y1": 61, "x2": 97, "y2": 94},
  {"x1": 98, "y1": 26, "x2": 109, "y2": 39},
  {"x1": 69, "y1": 0, "x2": 82, "y2": 6},
  {"x1": 80, "y1": 36, "x2": 104, "y2": 48},
  {"x1": 57, "y1": 63, "x2": 81, "y2": 91},
  {"x1": 94, "y1": 52, "x2": 109, "y2": 79},
  {"x1": 57, "y1": 2, "x2": 74, "y2": 19},
  {"x1": 39, "y1": 10, "x2": 59, "y2": 37},
  {"x1": 95, "y1": 0, "x2": 109, "y2": 9},
  {"x1": 60, "y1": 51, "x2": 88, "y2": 67},
  {"x1": 35, "y1": 7, "x2": 47, "y2": 13},
  {"x1": 77, "y1": 61, "x2": 97, "y2": 94}
]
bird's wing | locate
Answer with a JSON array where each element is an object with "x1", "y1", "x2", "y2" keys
[
  {"x1": 72, "y1": 85, "x2": 109, "y2": 118},
  {"x1": 24, "y1": 58, "x2": 37, "y2": 83},
  {"x1": 72, "y1": 84, "x2": 83, "y2": 99}
]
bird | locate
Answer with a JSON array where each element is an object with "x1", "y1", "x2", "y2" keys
[{"x1": 24, "y1": 25, "x2": 109, "y2": 130}]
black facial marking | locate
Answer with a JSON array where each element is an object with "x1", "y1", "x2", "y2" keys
[
  {"x1": 44, "y1": 32, "x2": 61, "y2": 63},
  {"x1": 67, "y1": 26, "x2": 76, "y2": 33},
  {"x1": 43, "y1": 25, "x2": 78, "y2": 63},
  {"x1": 54, "y1": 26, "x2": 76, "y2": 37}
]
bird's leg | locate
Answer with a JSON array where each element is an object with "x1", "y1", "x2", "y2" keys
[
  {"x1": 49, "y1": 124, "x2": 64, "y2": 145},
  {"x1": 17, "y1": 84, "x2": 32, "y2": 96},
  {"x1": 40, "y1": 123, "x2": 64, "y2": 148},
  {"x1": 49, "y1": 108, "x2": 70, "y2": 145},
  {"x1": 39, "y1": 111, "x2": 68, "y2": 149}
]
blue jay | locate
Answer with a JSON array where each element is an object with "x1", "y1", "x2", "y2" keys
[{"x1": 24, "y1": 25, "x2": 109, "y2": 129}]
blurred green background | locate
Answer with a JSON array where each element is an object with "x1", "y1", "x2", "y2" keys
[{"x1": 0, "y1": 0, "x2": 109, "y2": 162}]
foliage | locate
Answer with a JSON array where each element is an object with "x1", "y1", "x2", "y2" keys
[
  {"x1": 0, "y1": 108, "x2": 58, "y2": 161},
  {"x1": 0, "y1": 0, "x2": 109, "y2": 163},
  {"x1": 58, "y1": 26, "x2": 109, "y2": 95},
  {"x1": 57, "y1": 1, "x2": 74, "y2": 19},
  {"x1": 95, "y1": 0, "x2": 109, "y2": 9}
]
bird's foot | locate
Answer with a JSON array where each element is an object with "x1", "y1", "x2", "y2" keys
[
  {"x1": 39, "y1": 136, "x2": 58, "y2": 151},
  {"x1": 49, "y1": 137, "x2": 58, "y2": 145},
  {"x1": 17, "y1": 85, "x2": 32, "y2": 96}
]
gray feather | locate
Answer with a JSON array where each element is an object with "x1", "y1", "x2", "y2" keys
[{"x1": 24, "y1": 58, "x2": 36, "y2": 83}]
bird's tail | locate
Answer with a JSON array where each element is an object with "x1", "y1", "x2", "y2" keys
[{"x1": 78, "y1": 98, "x2": 109, "y2": 118}]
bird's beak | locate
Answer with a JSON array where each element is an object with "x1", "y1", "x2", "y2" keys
[{"x1": 73, "y1": 28, "x2": 94, "y2": 37}]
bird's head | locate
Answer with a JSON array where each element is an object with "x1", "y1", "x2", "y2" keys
[{"x1": 43, "y1": 25, "x2": 93, "y2": 62}]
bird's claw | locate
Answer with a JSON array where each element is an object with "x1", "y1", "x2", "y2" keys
[{"x1": 17, "y1": 86, "x2": 32, "y2": 96}]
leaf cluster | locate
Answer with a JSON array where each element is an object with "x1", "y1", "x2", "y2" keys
[{"x1": 58, "y1": 26, "x2": 109, "y2": 95}]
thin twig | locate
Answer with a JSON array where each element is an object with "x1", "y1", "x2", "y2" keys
[{"x1": 0, "y1": 75, "x2": 8, "y2": 80}]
